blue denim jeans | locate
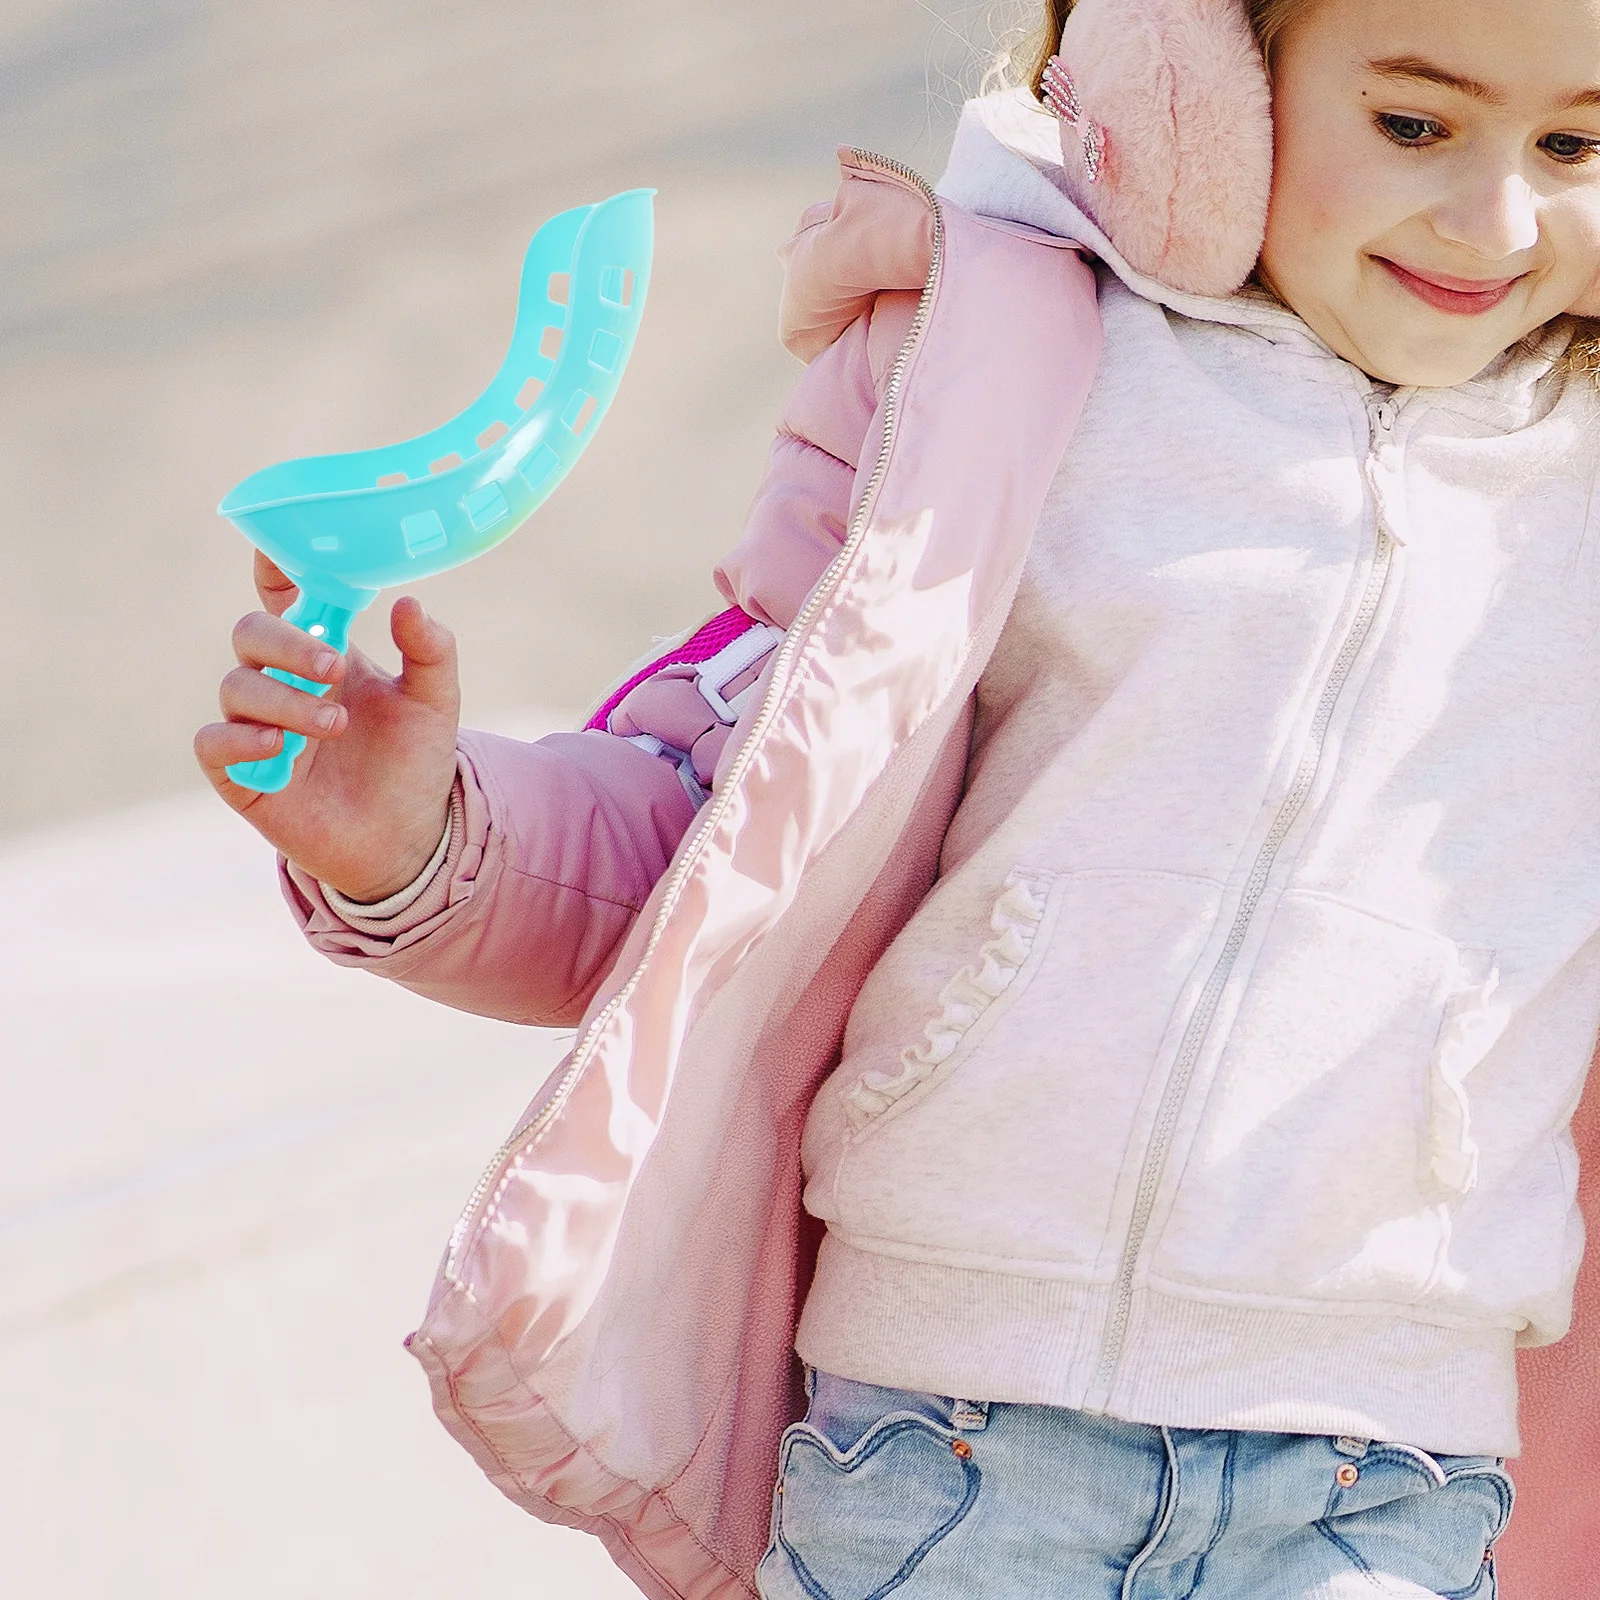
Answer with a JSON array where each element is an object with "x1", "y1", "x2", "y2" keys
[{"x1": 755, "y1": 1372, "x2": 1513, "y2": 1600}]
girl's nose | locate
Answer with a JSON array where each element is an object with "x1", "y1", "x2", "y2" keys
[{"x1": 1432, "y1": 171, "x2": 1540, "y2": 261}]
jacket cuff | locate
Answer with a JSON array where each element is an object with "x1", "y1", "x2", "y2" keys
[
  {"x1": 318, "y1": 781, "x2": 464, "y2": 934},
  {"x1": 279, "y1": 745, "x2": 491, "y2": 956}
]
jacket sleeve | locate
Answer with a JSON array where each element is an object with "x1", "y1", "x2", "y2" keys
[
  {"x1": 717, "y1": 289, "x2": 919, "y2": 627},
  {"x1": 281, "y1": 293, "x2": 912, "y2": 1027},
  {"x1": 282, "y1": 730, "x2": 697, "y2": 1026}
]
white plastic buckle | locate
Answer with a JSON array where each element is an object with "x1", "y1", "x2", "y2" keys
[{"x1": 691, "y1": 624, "x2": 784, "y2": 724}]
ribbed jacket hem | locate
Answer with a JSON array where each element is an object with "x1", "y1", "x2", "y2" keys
[{"x1": 796, "y1": 1234, "x2": 1521, "y2": 1457}]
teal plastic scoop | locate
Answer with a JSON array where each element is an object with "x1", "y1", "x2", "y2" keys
[{"x1": 218, "y1": 188, "x2": 654, "y2": 793}]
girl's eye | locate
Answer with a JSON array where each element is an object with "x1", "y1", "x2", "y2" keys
[
  {"x1": 1376, "y1": 113, "x2": 1447, "y2": 148},
  {"x1": 1541, "y1": 131, "x2": 1600, "y2": 165}
]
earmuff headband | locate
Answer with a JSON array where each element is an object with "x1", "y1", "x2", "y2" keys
[{"x1": 1042, "y1": 0, "x2": 1274, "y2": 297}]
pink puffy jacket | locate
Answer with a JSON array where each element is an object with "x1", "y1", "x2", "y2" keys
[{"x1": 286, "y1": 152, "x2": 1600, "y2": 1599}]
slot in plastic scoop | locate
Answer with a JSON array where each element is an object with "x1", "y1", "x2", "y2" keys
[{"x1": 218, "y1": 188, "x2": 654, "y2": 793}]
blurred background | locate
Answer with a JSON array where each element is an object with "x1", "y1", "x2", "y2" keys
[{"x1": 0, "y1": 0, "x2": 1001, "y2": 1592}]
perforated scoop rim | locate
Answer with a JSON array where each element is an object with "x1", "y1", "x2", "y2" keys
[{"x1": 218, "y1": 189, "x2": 653, "y2": 519}]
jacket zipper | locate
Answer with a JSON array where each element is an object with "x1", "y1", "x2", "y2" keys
[
  {"x1": 1090, "y1": 392, "x2": 1401, "y2": 1399},
  {"x1": 441, "y1": 151, "x2": 945, "y2": 1284}
]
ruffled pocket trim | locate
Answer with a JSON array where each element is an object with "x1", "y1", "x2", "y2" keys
[
  {"x1": 845, "y1": 869, "x2": 1057, "y2": 1131},
  {"x1": 1428, "y1": 949, "x2": 1502, "y2": 1197}
]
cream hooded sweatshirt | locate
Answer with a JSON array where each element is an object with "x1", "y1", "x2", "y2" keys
[{"x1": 794, "y1": 99, "x2": 1600, "y2": 1457}]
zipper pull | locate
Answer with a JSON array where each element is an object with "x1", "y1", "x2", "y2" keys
[
  {"x1": 1366, "y1": 394, "x2": 1402, "y2": 469},
  {"x1": 1364, "y1": 395, "x2": 1407, "y2": 544}
]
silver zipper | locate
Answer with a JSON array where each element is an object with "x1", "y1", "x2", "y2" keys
[
  {"x1": 1090, "y1": 393, "x2": 1401, "y2": 1397},
  {"x1": 442, "y1": 151, "x2": 945, "y2": 1282}
]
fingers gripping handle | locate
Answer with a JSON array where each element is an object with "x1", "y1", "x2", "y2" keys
[{"x1": 226, "y1": 594, "x2": 356, "y2": 794}]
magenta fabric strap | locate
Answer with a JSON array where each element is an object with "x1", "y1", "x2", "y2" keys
[{"x1": 585, "y1": 606, "x2": 763, "y2": 732}]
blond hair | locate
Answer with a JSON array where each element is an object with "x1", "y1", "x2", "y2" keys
[
  {"x1": 1007, "y1": 0, "x2": 1304, "y2": 95},
  {"x1": 1004, "y1": 0, "x2": 1600, "y2": 377}
]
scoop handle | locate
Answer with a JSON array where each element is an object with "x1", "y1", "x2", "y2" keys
[{"x1": 225, "y1": 594, "x2": 356, "y2": 794}]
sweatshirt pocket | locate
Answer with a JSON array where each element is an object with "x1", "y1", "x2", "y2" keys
[
  {"x1": 1151, "y1": 890, "x2": 1502, "y2": 1308},
  {"x1": 841, "y1": 869, "x2": 1064, "y2": 1134},
  {"x1": 833, "y1": 869, "x2": 1224, "y2": 1276}
]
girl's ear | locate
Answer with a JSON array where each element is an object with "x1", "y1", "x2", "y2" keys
[{"x1": 1047, "y1": 0, "x2": 1275, "y2": 296}]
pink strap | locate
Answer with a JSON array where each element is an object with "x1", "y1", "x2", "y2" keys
[{"x1": 585, "y1": 606, "x2": 764, "y2": 733}]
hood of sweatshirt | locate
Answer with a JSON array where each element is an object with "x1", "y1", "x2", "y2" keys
[{"x1": 937, "y1": 92, "x2": 1572, "y2": 429}]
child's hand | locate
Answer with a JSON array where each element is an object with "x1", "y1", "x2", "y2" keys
[{"x1": 194, "y1": 552, "x2": 461, "y2": 903}]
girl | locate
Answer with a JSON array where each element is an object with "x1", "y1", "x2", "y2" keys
[{"x1": 197, "y1": 0, "x2": 1600, "y2": 1594}]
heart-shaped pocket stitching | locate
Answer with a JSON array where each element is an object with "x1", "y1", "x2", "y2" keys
[{"x1": 776, "y1": 1415, "x2": 980, "y2": 1600}]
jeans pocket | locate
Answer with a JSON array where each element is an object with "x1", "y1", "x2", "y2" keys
[
  {"x1": 1319, "y1": 1447, "x2": 1513, "y2": 1600},
  {"x1": 761, "y1": 1410, "x2": 980, "y2": 1600},
  {"x1": 1436, "y1": 1456, "x2": 1515, "y2": 1553}
]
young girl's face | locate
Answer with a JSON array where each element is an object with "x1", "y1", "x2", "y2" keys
[{"x1": 1259, "y1": 0, "x2": 1600, "y2": 385}]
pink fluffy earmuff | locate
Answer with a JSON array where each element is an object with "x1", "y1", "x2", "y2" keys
[{"x1": 1043, "y1": 0, "x2": 1275, "y2": 297}]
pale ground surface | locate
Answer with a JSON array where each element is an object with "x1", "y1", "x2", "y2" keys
[
  {"x1": 0, "y1": 714, "x2": 629, "y2": 1597},
  {"x1": 1, "y1": 0, "x2": 983, "y2": 1593}
]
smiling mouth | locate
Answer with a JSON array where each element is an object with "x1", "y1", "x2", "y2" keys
[{"x1": 1375, "y1": 258, "x2": 1524, "y2": 315}]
